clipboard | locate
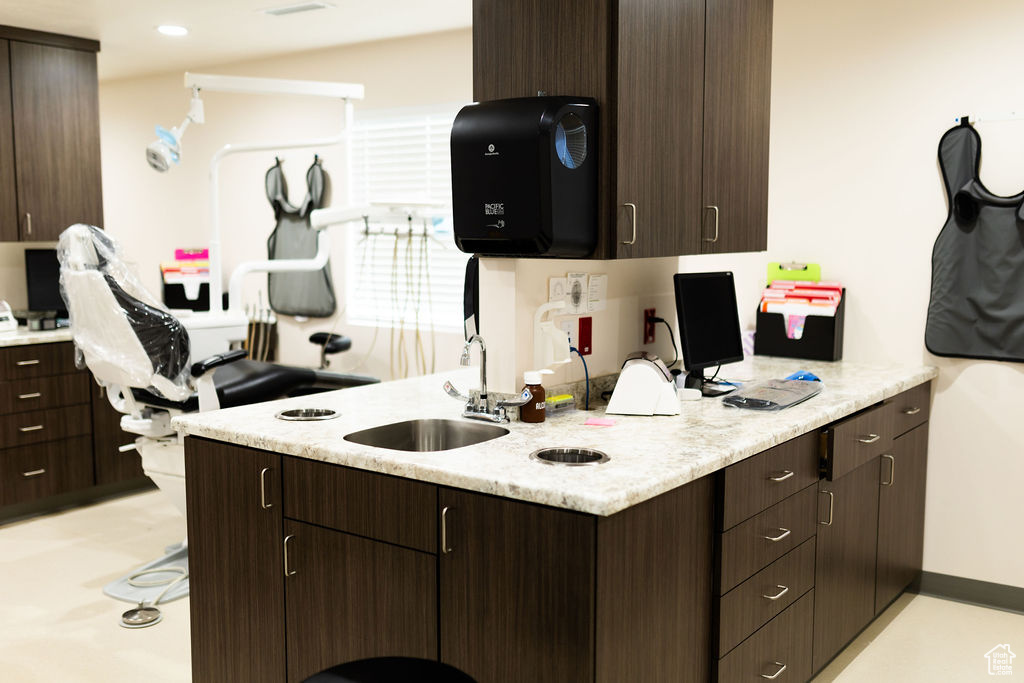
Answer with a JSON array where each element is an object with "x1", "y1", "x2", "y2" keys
[{"x1": 767, "y1": 262, "x2": 821, "y2": 285}]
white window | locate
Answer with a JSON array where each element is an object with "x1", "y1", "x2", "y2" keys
[{"x1": 345, "y1": 104, "x2": 469, "y2": 333}]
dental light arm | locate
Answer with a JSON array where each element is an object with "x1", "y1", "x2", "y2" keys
[{"x1": 146, "y1": 89, "x2": 205, "y2": 172}]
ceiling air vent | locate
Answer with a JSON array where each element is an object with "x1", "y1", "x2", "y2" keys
[{"x1": 262, "y1": 2, "x2": 335, "y2": 17}]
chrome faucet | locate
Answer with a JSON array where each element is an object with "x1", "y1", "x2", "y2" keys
[{"x1": 445, "y1": 334, "x2": 531, "y2": 423}]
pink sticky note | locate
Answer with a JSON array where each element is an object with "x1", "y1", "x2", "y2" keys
[{"x1": 585, "y1": 417, "x2": 616, "y2": 427}]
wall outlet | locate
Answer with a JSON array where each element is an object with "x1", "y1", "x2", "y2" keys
[
  {"x1": 559, "y1": 319, "x2": 577, "y2": 349},
  {"x1": 643, "y1": 308, "x2": 656, "y2": 344}
]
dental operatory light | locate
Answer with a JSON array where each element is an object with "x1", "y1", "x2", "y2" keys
[
  {"x1": 156, "y1": 25, "x2": 189, "y2": 37},
  {"x1": 146, "y1": 87, "x2": 204, "y2": 172}
]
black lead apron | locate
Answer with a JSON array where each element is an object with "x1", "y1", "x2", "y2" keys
[{"x1": 925, "y1": 119, "x2": 1024, "y2": 362}]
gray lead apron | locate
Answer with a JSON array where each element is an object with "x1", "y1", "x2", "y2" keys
[
  {"x1": 925, "y1": 120, "x2": 1024, "y2": 362},
  {"x1": 266, "y1": 157, "x2": 337, "y2": 317}
]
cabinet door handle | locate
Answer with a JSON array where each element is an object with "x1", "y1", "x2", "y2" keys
[
  {"x1": 857, "y1": 433, "x2": 880, "y2": 444},
  {"x1": 763, "y1": 527, "x2": 791, "y2": 542},
  {"x1": 762, "y1": 584, "x2": 789, "y2": 601},
  {"x1": 881, "y1": 454, "x2": 895, "y2": 486},
  {"x1": 901, "y1": 406, "x2": 921, "y2": 415},
  {"x1": 441, "y1": 506, "x2": 452, "y2": 554},
  {"x1": 259, "y1": 467, "x2": 273, "y2": 509},
  {"x1": 16, "y1": 359, "x2": 40, "y2": 366},
  {"x1": 767, "y1": 470, "x2": 794, "y2": 482},
  {"x1": 18, "y1": 392, "x2": 42, "y2": 400},
  {"x1": 25, "y1": 212, "x2": 32, "y2": 236},
  {"x1": 761, "y1": 662, "x2": 787, "y2": 680},
  {"x1": 283, "y1": 534, "x2": 297, "y2": 577},
  {"x1": 820, "y1": 490, "x2": 834, "y2": 526},
  {"x1": 703, "y1": 205, "x2": 720, "y2": 242},
  {"x1": 19, "y1": 424, "x2": 44, "y2": 432},
  {"x1": 22, "y1": 468, "x2": 46, "y2": 478},
  {"x1": 621, "y1": 203, "x2": 637, "y2": 245}
]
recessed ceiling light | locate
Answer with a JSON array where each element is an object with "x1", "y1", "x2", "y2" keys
[
  {"x1": 262, "y1": 2, "x2": 335, "y2": 17},
  {"x1": 156, "y1": 25, "x2": 189, "y2": 37}
]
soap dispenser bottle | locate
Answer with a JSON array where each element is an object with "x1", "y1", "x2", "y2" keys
[{"x1": 519, "y1": 370, "x2": 550, "y2": 423}]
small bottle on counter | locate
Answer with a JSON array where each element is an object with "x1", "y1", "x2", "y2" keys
[{"x1": 520, "y1": 370, "x2": 547, "y2": 423}]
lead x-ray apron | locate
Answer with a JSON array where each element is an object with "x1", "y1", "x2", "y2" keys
[
  {"x1": 925, "y1": 119, "x2": 1024, "y2": 362},
  {"x1": 266, "y1": 157, "x2": 337, "y2": 317}
]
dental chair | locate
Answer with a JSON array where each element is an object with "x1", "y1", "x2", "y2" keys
[{"x1": 58, "y1": 224, "x2": 376, "y2": 603}]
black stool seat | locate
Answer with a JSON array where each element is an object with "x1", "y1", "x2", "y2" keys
[
  {"x1": 133, "y1": 359, "x2": 377, "y2": 412},
  {"x1": 309, "y1": 332, "x2": 352, "y2": 354},
  {"x1": 303, "y1": 658, "x2": 476, "y2": 683}
]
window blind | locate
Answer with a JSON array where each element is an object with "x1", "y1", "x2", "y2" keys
[{"x1": 346, "y1": 104, "x2": 468, "y2": 332}]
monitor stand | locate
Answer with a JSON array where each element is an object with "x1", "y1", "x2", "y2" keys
[{"x1": 684, "y1": 368, "x2": 735, "y2": 398}]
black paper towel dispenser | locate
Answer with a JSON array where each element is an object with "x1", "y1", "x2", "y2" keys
[{"x1": 450, "y1": 96, "x2": 597, "y2": 257}]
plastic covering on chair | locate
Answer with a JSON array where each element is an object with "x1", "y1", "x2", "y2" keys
[{"x1": 58, "y1": 224, "x2": 193, "y2": 401}]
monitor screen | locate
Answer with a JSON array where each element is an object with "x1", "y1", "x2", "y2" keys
[
  {"x1": 25, "y1": 249, "x2": 67, "y2": 316},
  {"x1": 673, "y1": 271, "x2": 743, "y2": 372}
]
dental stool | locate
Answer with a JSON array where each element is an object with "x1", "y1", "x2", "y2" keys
[
  {"x1": 57, "y1": 224, "x2": 377, "y2": 605},
  {"x1": 309, "y1": 331, "x2": 352, "y2": 369}
]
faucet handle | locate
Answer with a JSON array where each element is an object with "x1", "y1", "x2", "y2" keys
[
  {"x1": 495, "y1": 387, "x2": 533, "y2": 409},
  {"x1": 443, "y1": 380, "x2": 471, "y2": 403}
]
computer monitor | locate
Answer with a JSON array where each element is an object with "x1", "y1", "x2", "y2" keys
[
  {"x1": 673, "y1": 271, "x2": 743, "y2": 397},
  {"x1": 25, "y1": 249, "x2": 68, "y2": 318}
]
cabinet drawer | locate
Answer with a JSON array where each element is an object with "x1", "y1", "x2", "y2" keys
[
  {"x1": 718, "y1": 538, "x2": 815, "y2": 656},
  {"x1": 0, "y1": 404, "x2": 91, "y2": 449},
  {"x1": 282, "y1": 456, "x2": 437, "y2": 553},
  {"x1": 0, "y1": 436, "x2": 93, "y2": 506},
  {"x1": 719, "y1": 483, "x2": 817, "y2": 594},
  {"x1": 888, "y1": 382, "x2": 931, "y2": 438},
  {"x1": 720, "y1": 431, "x2": 820, "y2": 530},
  {"x1": 0, "y1": 343, "x2": 78, "y2": 380},
  {"x1": 823, "y1": 403, "x2": 892, "y2": 480},
  {"x1": 0, "y1": 373, "x2": 90, "y2": 415},
  {"x1": 716, "y1": 590, "x2": 813, "y2": 683}
]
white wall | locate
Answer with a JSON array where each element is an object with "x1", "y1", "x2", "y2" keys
[
  {"x1": 97, "y1": 29, "x2": 473, "y2": 380},
  {"x1": 479, "y1": 0, "x2": 1024, "y2": 589}
]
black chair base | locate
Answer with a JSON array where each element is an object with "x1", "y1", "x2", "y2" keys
[{"x1": 304, "y1": 658, "x2": 476, "y2": 683}]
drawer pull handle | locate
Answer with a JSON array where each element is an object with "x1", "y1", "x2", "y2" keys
[
  {"x1": 763, "y1": 527, "x2": 791, "y2": 542},
  {"x1": 857, "y1": 433, "x2": 881, "y2": 444},
  {"x1": 19, "y1": 425, "x2": 44, "y2": 432},
  {"x1": 441, "y1": 506, "x2": 452, "y2": 554},
  {"x1": 762, "y1": 584, "x2": 790, "y2": 601},
  {"x1": 283, "y1": 534, "x2": 297, "y2": 577},
  {"x1": 761, "y1": 662, "x2": 787, "y2": 680},
  {"x1": 820, "y1": 490, "x2": 834, "y2": 526},
  {"x1": 767, "y1": 470, "x2": 794, "y2": 482},
  {"x1": 881, "y1": 454, "x2": 895, "y2": 486},
  {"x1": 901, "y1": 406, "x2": 921, "y2": 415},
  {"x1": 621, "y1": 203, "x2": 637, "y2": 245},
  {"x1": 18, "y1": 392, "x2": 42, "y2": 400},
  {"x1": 16, "y1": 359, "x2": 40, "y2": 366},
  {"x1": 22, "y1": 468, "x2": 46, "y2": 478},
  {"x1": 259, "y1": 467, "x2": 273, "y2": 509}
]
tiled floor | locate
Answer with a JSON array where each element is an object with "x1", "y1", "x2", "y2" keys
[{"x1": 0, "y1": 490, "x2": 1021, "y2": 682}]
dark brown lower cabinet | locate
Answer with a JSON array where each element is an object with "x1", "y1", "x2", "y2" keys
[
  {"x1": 284, "y1": 520, "x2": 437, "y2": 683},
  {"x1": 439, "y1": 488, "x2": 596, "y2": 683},
  {"x1": 875, "y1": 423, "x2": 929, "y2": 613},
  {"x1": 186, "y1": 439, "x2": 286, "y2": 683},
  {"x1": 812, "y1": 458, "x2": 880, "y2": 673},
  {"x1": 717, "y1": 590, "x2": 813, "y2": 682},
  {"x1": 91, "y1": 383, "x2": 145, "y2": 485}
]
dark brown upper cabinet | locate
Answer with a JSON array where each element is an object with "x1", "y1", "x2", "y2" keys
[
  {"x1": 472, "y1": 0, "x2": 772, "y2": 259},
  {"x1": 0, "y1": 27, "x2": 102, "y2": 242}
]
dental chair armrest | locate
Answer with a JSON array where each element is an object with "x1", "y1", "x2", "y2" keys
[{"x1": 191, "y1": 349, "x2": 248, "y2": 378}]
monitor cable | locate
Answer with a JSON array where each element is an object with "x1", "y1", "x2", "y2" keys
[{"x1": 645, "y1": 315, "x2": 679, "y2": 369}]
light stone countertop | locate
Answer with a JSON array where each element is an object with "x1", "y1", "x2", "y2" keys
[
  {"x1": 172, "y1": 357, "x2": 937, "y2": 517},
  {"x1": 0, "y1": 327, "x2": 73, "y2": 347}
]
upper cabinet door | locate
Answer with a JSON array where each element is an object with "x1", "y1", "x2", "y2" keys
[
  {"x1": 701, "y1": 0, "x2": 772, "y2": 254},
  {"x1": 615, "y1": 0, "x2": 705, "y2": 258},
  {"x1": 10, "y1": 42, "x2": 103, "y2": 241},
  {"x1": 0, "y1": 41, "x2": 17, "y2": 242}
]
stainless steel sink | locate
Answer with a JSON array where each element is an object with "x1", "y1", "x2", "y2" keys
[{"x1": 343, "y1": 418, "x2": 509, "y2": 452}]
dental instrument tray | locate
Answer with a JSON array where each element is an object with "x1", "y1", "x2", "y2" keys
[{"x1": 722, "y1": 379, "x2": 822, "y2": 411}]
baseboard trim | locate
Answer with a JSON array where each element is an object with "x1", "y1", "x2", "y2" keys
[
  {"x1": 912, "y1": 571, "x2": 1024, "y2": 615},
  {"x1": 0, "y1": 478, "x2": 155, "y2": 526}
]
